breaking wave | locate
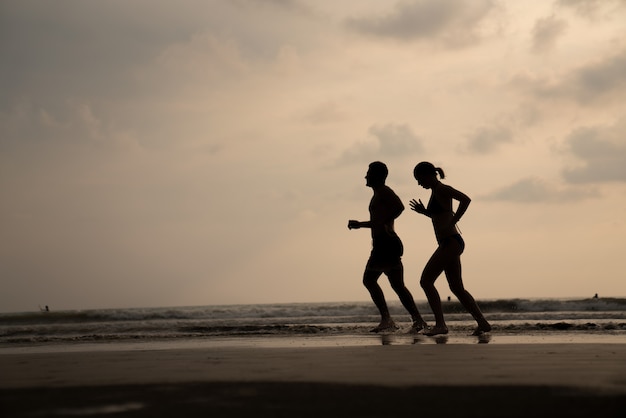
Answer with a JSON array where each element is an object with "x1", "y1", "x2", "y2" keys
[{"x1": 1, "y1": 298, "x2": 625, "y2": 344}]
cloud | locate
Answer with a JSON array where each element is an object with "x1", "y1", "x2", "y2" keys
[
  {"x1": 531, "y1": 15, "x2": 568, "y2": 53},
  {"x1": 557, "y1": 0, "x2": 626, "y2": 18},
  {"x1": 462, "y1": 124, "x2": 513, "y2": 154},
  {"x1": 570, "y1": 50, "x2": 626, "y2": 101},
  {"x1": 557, "y1": 0, "x2": 604, "y2": 15},
  {"x1": 0, "y1": 1, "x2": 203, "y2": 108},
  {"x1": 0, "y1": 1, "x2": 321, "y2": 110},
  {"x1": 336, "y1": 123, "x2": 424, "y2": 165},
  {"x1": 156, "y1": 32, "x2": 250, "y2": 80},
  {"x1": 511, "y1": 48, "x2": 626, "y2": 104},
  {"x1": 345, "y1": 0, "x2": 495, "y2": 47},
  {"x1": 303, "y1": 101, "x2": 350, "y2": 125},
  {"x1": 0, "y1": 99, "x2": 142, "y2": 155},
  {"x1": 482, "y1": 177, "x2": 598, "y2": 203},
  {"x1": 562, "y1": 118, "x2": 626, "y2": 183}
]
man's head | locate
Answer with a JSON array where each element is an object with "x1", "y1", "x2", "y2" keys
[{"x1": 365, "y1": 161, "x2": 388, "y2": 187}]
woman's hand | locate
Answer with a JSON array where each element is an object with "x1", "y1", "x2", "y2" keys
[{"x1": 409, "y1": 199, "x2": 427, "y2": 215}]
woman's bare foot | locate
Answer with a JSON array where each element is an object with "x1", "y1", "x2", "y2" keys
[
  {"x1": 370, "y1": 319, "x2": 398, "y2": 333},
  {"x1": 424, "y1": 325, "x2": 448, "y2": 336}
]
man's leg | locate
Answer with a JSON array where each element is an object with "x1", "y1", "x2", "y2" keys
[
  {"x1": 363, "y1": 268, "x2": 397, "y2": 332},
  {"x1": 386, "y1": 263, "x2": 427, "y2": 330}
]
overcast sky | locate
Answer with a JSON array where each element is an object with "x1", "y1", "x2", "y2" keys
[{"x1": 1, "y1": 0, "x2": 625, "y2": 312}]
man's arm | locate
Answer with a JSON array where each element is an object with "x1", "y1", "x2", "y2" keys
[
  {"x1": 348, "y1": 187, "x2": 403, "y2": 230},
  {"x1": 348, "y1": 220, "x2": 371, "y2": 229},
  {"x1": 377, "y1": 187, "x2": 404, "y2": 224},
  {"x1": 387, "y1": 189, "x2": 405, "y2": 221}
]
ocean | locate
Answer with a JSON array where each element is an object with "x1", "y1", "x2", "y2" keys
[{"x1": 1, "y1": 298, "x2": 625, "y2": 350}]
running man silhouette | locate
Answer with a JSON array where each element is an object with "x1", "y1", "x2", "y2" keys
[
  {"x1": 410, "y1": 161, "x2": 491, "y2": 336},
  {"x1": 348, "y1": 161, "x2": 427, "y2": 333}
]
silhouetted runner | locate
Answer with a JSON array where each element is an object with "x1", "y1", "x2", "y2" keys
[
  {"x1": 348, "y1": 161, "x2": 427, "y2": 333},
  {"x1": 410, "y1": 161, "x2": 491, "y2": 336}
]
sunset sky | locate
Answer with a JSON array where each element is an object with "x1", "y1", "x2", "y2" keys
[{"x1": 2, "y1": 0, "x2": 625, "y2": 312}]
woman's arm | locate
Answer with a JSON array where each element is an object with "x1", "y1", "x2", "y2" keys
[{"x1": 442, "y1": 184, "x2": 471, "y2": 225}]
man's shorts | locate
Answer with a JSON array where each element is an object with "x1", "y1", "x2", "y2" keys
[{"x1": 366, "y1": 232, "x2": 403, "y2": 272}]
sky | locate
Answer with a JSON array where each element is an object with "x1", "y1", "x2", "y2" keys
[{"x1": 1, "y1": 0, "x2": 626, "y2": 313}]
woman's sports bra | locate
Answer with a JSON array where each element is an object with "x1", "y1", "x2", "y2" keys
[{"x1": 427, "y1": 195, "x2": 447, "y2": 215}]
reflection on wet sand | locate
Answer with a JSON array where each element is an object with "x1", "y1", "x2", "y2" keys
[{"x1": 379, "y1": 332, "x2": 491, "y2": 345}]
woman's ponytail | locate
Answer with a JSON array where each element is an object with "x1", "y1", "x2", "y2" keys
[{"x1": 414, "y1": 161, "x2": 446, "y2": 179}]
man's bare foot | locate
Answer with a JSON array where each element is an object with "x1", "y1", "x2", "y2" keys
[
  {"x1": 370, "y1": 320, "x2": 398, "y2": 333},
  {"x1": 471, "y1": 323, "x2": 492, "y2": 336},
  {"x1": 410, "y1": 320, "x2": 428, "y2": 333},
  {"x1": 424, "y1": 325, "x2": 448, "y2": 336}
]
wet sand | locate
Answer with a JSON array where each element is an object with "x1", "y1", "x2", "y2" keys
[{"x1": 1, "y1": 340, "x2": 626, "y2": 417}]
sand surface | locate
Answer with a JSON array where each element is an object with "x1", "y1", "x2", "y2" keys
[{"x1": 2, "y1": 341, "x2": 626, "y2": 417}]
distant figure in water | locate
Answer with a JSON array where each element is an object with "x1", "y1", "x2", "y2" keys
[
  {"x1": 348, "y1": 161, "x2": 427, "y2": 333},
  {"x1": 39, "y1": 305, "x2": 50, "y2": 312},
  {"x1": 410, "y1": 162, "x2": 491, "y2": 336},
  {"x1": 593, "y1": 293, "x2": 599, "y2": 299}
]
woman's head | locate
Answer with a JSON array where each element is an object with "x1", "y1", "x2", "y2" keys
[{"x1": 413, "y1": 162, "x2": 445, "y2": 189}]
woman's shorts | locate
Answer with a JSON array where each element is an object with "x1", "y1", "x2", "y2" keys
[{"x1": 440, "y1": 234, "x2": 465, "y2": 254}]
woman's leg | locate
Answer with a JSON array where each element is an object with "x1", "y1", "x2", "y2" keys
[{"x1": 443, "y1": 243, "x2": 491, "y2": 333}]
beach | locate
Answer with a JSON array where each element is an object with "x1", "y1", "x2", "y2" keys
[{"x1": 2, "y1": 336, "x2": 626, "y2": 417}]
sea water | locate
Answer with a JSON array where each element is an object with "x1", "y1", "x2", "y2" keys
[{"x1": 1, "y1": 298, "x2": 625, "y2": 350}]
